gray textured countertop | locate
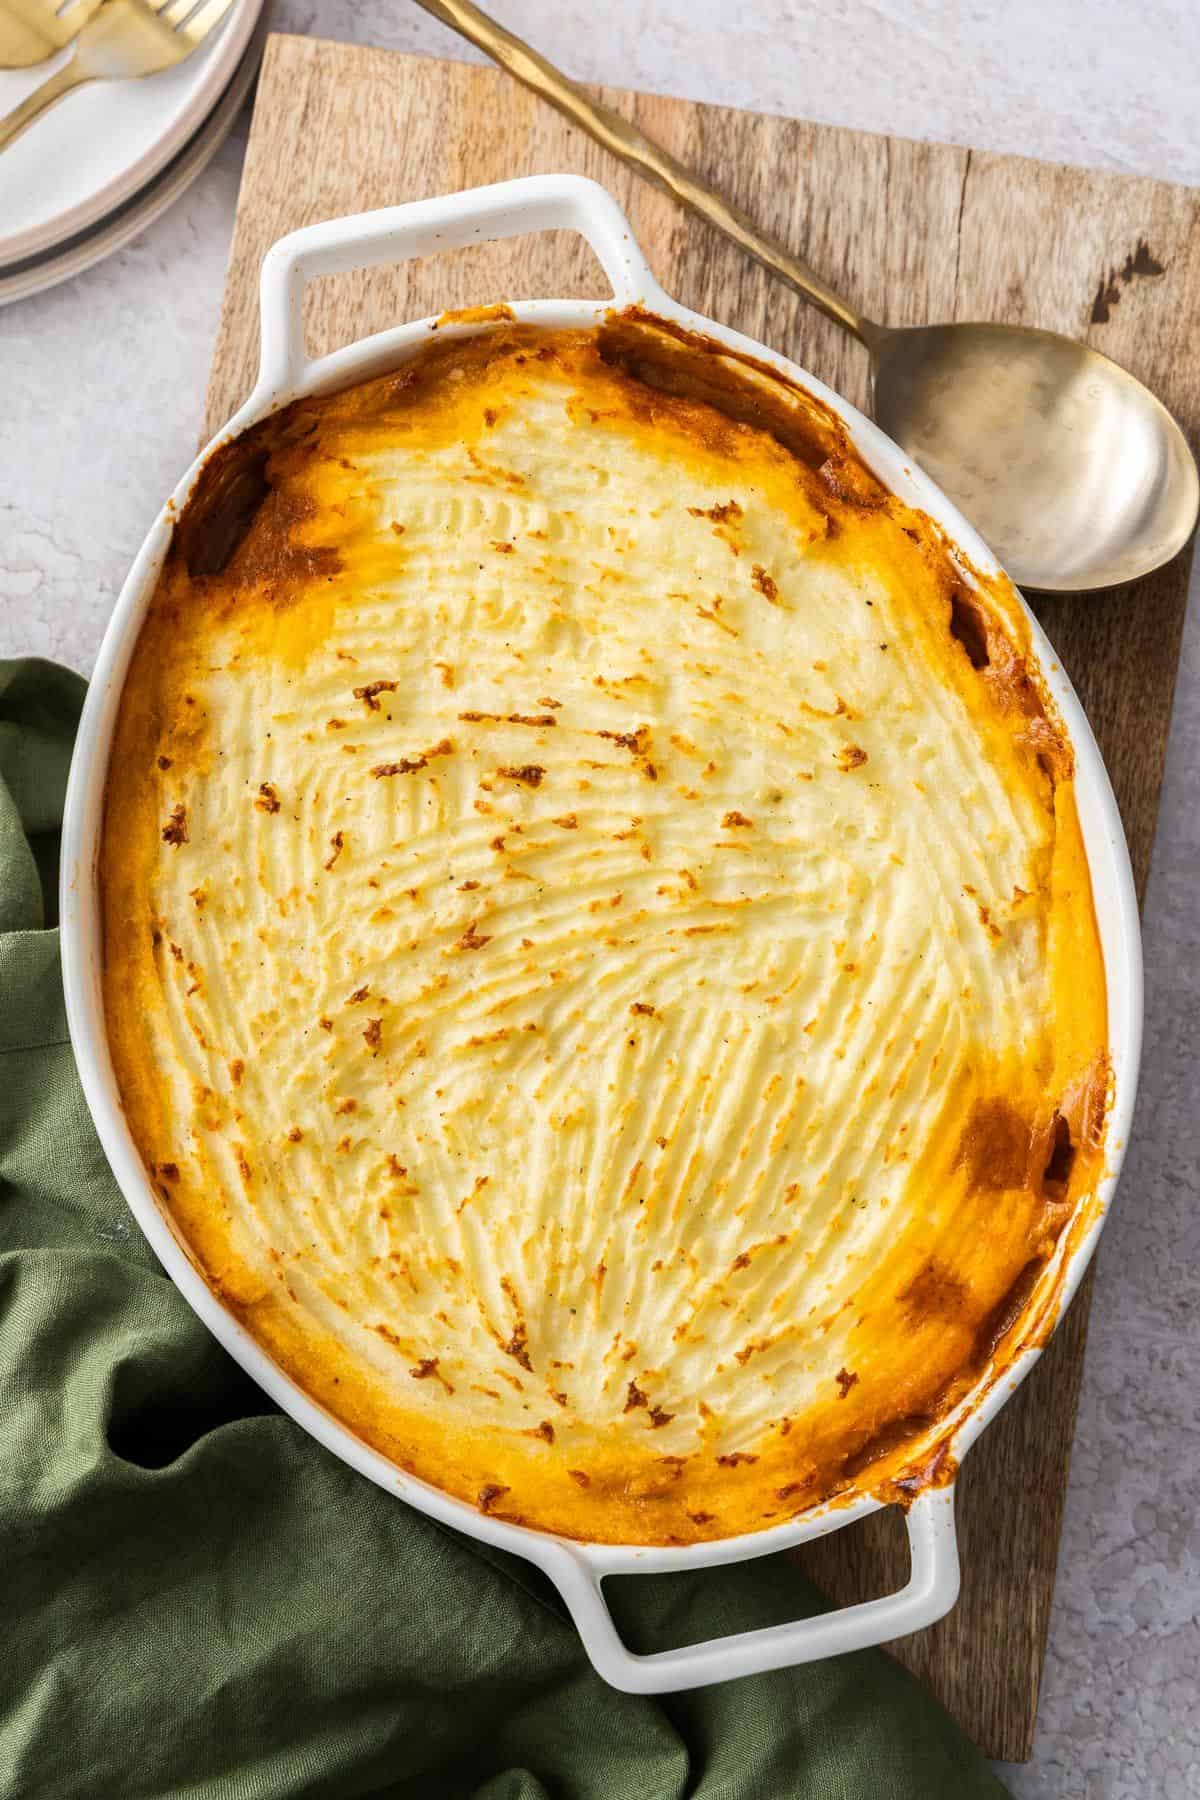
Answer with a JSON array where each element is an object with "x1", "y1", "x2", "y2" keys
[{"x1": 2, "y1": 4, "x2": 1196, "y2": 1794}]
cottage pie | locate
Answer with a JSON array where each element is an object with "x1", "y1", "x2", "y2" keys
[{"x1": 101, "y1": 315, "x2": 1108, "y2": 1543}]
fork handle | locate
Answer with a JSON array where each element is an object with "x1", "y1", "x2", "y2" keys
[{"x1": 0, "y1": 59, "x2": 91, "y2": 154}]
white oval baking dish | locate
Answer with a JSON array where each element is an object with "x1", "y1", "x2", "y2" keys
[{"x1": 60, "y1": 174, "x2": 1143, "y2": 1696}]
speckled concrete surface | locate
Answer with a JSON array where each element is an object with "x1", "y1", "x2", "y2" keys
[{"x1": 1, "y1": 4, "x2": 1196, "y2": 1793}]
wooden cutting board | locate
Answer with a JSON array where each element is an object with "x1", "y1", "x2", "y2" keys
[{"x1": 202, "y1": 32, "x2": 1200, "y2": 1760}]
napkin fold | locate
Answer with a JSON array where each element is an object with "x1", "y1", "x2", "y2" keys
[{"x1": 0, "y1": 656, "x2": 1009, "y2": 1800}]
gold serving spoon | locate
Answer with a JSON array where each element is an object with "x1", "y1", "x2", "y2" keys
[{"x1": 415, "y1": 0, "x2": 1199, "y2": 593}]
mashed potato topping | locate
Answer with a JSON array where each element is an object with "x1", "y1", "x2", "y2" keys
[{"x1": 101, "y1": 316, "x2": 1107, "y2": 1543}]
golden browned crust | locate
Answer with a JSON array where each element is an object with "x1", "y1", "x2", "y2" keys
[{"x1": 101, "y1": 317, "x2": 1108, "y2": 1544}]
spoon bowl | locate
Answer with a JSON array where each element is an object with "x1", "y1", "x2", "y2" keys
[{"x1": 868, "y1": 320, "x2": 1199, "y2": 592}]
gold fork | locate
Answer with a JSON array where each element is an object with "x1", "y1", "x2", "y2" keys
[
  {"x1": 0, "y1": 0, "x2": 236, "y2": 152},
  {"x1": 0, "y1": 1, "x2": 105, "y2": 69}
]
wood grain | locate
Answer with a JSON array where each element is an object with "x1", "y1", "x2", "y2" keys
[{"x1": 201, "y1": 33, "x2": 1200, "y2": 1759}]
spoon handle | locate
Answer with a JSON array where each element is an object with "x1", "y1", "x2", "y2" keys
[{"x1": 413, "y1": 0, "x2": 872, "y2": 343}]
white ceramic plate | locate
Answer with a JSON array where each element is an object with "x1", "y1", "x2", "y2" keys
[
  {"x1": 0, "y1": 0, "x2": 261, "y2": 267},
  {"x1": 0, "y1": 6, "x2": 267, "y2": 309}
]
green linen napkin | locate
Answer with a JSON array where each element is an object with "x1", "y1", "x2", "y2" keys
[{"x1": 0, "y1": 655, "x2": 1010, "y2": 1800}]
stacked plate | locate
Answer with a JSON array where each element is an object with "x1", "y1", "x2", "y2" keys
[{"x1": 0, "y1": 0, "x2": 267, "y2": 305}]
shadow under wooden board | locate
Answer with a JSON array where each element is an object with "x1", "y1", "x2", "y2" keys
[{"x1": 202, "y1": 31, "x2": 1199, "y2": 1761}]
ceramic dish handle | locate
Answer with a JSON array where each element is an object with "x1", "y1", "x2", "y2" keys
[
  {"x1": 537, "y1": 1486, "x2": 959, "y2": 1695},
  {"x1": 255, "y1": 174, "x2": 670, "y2": 399}
]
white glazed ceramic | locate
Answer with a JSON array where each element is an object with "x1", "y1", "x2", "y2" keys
[
  {"x1": 60, "y1": 175, "x2": 1143, "y2": 1696},
  {"x1": 0, "y1": 7, "x2": 268, "y2": 310},
  {"x1": 0, "y1": 0, "x2": 261, "y2": 269}
]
